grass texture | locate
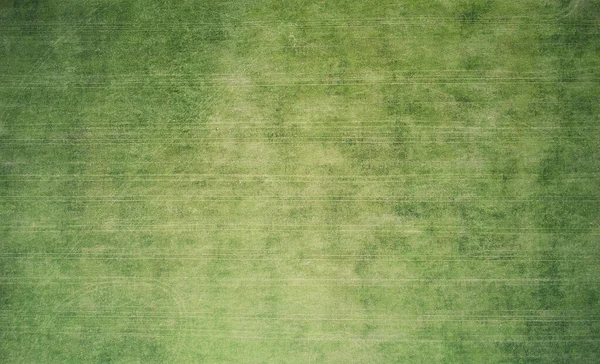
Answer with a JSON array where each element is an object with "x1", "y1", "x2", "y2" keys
[{"x1": 1, "y1": 0, "x2": 599, "y2": 362}]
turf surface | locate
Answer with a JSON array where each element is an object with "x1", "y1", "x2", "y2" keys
[{"x1": 1, "y1": 0, "x2": 599, "y2": 362}]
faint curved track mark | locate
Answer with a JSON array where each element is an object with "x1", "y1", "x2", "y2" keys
[{"x1": 44, "y1": 278, "x2": 187, "y2": 361}]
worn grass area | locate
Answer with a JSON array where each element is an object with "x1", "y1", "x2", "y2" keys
[{"x1": 1, "y1": 0, "x2": 599, "y2": 362}]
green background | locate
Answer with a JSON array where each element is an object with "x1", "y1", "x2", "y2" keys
[{"x1": 1, "y1": 0, "x2": 599, "y2": 362}]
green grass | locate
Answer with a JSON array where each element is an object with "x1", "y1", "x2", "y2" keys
[{"x1": 1, "y1": 0, "x2": 599, "y2": 362}]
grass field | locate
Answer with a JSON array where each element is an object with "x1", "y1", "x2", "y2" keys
[{"x1": 1, "y1": 0, "x2": 599, "y2": 362}]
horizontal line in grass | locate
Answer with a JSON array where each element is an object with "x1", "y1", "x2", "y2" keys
[
  {"x1": 4, "y1": 328, "x2": 600, "y2": 343},
  {"x1": 2, "y1": 195, "x2": 596, "y2": 199},
  {"x1": 0, "y1": 277, "x2": 596, "y2": 282},
  {"x1": 0, "y1": 223, "x2": 591, "y2": 230},
  {"x1": 0, "y1": 256, "x2": 596, "y2": 262},
  {"x1": 0, "y1": 81, "x2": 597, "y2": 88}
]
